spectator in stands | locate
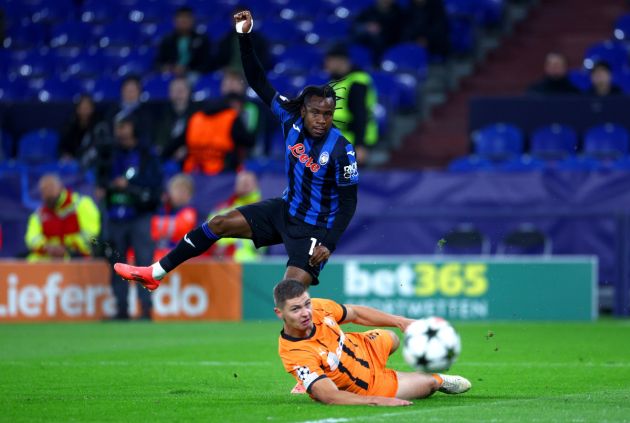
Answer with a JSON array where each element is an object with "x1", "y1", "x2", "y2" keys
[
  {"x1": 102, "y1": 76, "x2": 152, "y2": 139},
  {"x1": 151, "y1": 173, "x2": 197, "y2": 262},
  {"x1": 97, "y1": 118, "x2": 162, "y2": 320},
  {"x1": 156, "y1": 77, "x2": 199, "y2": 166},
  {"x1": 324, "y1": 44, "x2": 378, "y2": 166},
  {"x1": 353, "y1": 0, "x2": 404, "y2": 62},
  {"x1": 183, "y1": 92, "x2": 255, "y2": 175},
  {"x1": 59, "y1": 94, "x2": 101, "y2": 162},
  {"x1": 401, "y1": 0, "x2": 450, "y2": 57},
  {"x1": 220, "y1": 68, "x2": 268, "y2": 156},
  {"x1": 207, "y1": 170, "x2": 262, "y2": 262},
  {"x1": 25, "y1": 173, "x2": 101, "y2": 261},
  {"x1": 527, "y1": 52, "x2": 581, "y2": 95},
  {"x1": 588, "y1": 61, "x2": 623, "y2": 97},
  {"x1": 156, "y1": 6, "x2": 212, "y2": 80}
]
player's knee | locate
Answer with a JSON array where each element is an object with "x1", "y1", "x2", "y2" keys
[
  {"x1": 208, "y1": 215, "x2": 228, "y2": 236},
  {"x1": 386, "y1": 330, "x2": 400, "y2": 354}
]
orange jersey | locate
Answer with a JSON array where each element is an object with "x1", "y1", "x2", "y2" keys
[{"x1": 278, "y1": 298, "x2": 398, "y2": 397}]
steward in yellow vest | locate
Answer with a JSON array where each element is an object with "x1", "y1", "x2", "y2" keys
[{"x1": 25, "y1": 174, "x2": 100, "y2": 261}]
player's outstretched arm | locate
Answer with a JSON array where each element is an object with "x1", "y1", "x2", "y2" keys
[
  {"x1": 310, "y1": 377, "x2": 411, "y2": 406},
  {"x1": 343, "y1": 304, "x2": 414, "y2": 332},
  {"x1": 234, "y1": 10, "x2": 276, "y2": 106}
]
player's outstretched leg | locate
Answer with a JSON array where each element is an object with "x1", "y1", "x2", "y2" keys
[{"x1": 435, "y1": 373, "x2": 472, "y2": 394}]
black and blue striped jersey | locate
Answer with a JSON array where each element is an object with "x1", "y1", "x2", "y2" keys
[{"x1": 271, "y1": 94, "x2": 359, "y2": 229}]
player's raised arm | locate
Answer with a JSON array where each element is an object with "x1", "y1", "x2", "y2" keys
[
  {"x1": 342, "y1": 304, "x2": 414, "y2": 332},
  {"x1": 309, "y1": 377, "x2": 412, "y2": 406},
  {"x1": 234, "y1": 10, "x2": 276, "y2": 106}
]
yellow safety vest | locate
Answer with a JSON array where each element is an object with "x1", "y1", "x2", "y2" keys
[{"x1": 332, "y1": 71, "x2": 378, "y2": 146}]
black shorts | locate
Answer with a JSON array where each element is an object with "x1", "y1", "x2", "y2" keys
[{"x1": 237, "y1": 198, "x2": 330, "y2": 285}]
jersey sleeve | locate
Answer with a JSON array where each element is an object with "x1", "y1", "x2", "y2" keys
[
  {"x1": 335, "y1": 142, "x2": 359, "y2": 187},
  {"x1": 312, "y1": 298, "x2": 347, "y2": 324},
  {"x1": 270, "y1": 93, "x2": 294, "y2": 124},
  {"x1": 281, "y1": 349, "x2": 327, "y2": 392}
]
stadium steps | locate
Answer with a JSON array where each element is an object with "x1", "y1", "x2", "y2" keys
[{"x1": 386, "y1": 0, "x2": 627, "y2": 169}]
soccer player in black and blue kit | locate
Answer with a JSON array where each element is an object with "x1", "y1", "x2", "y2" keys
[{"x1": 114, "y1": 9, "x2": 358, "y2": 290}]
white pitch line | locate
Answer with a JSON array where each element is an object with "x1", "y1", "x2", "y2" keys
[{"x1": 461, "y1": 361, "x2": 630, "y2": 368}]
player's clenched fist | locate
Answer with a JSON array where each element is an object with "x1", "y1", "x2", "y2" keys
[{"x1": 233, "y1": 10, "x2": 253, "y2": 33}]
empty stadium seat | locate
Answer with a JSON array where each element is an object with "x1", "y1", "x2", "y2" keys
[
  {"x1": 583, "y1": 123, "x2": 630, "y2": 159},
  {"x1": 613, "y1": 13, "x2": 630, "y2": 41},
  {"x1": 17, "y1": 129, "x2": 60, "y2": 164},
  {"x1": 30, "y1": 77, "x2": 82, "y2": 102},
  {"x1": 530, "y1": 124, "x2": 578, "y2": 159},
  {"x1": 381, "y1": 43, "x2": 428, "y2": 79},
  {"x1": 0, "y1": 78, "x2": 28, "y2": 102},
  {"x1": 192, "y1": 72, "x2": 223, "y2": 101},
  {"x1": 497, "y1": 155, "x2": 546, "y2": 172},
  {"x1": 274, "y1": 45, "x2": 324, "y2": 74},
  {"x1": 436, "y1": 223, "x2": 491, "y2": 255},
  {"x1": 496, "y1": 223, "x2": 552, "y2": 256},
  {"x1": 583, "y1": 41, "x2": 630, "y2": 72},
  {"x1": 50, "y1": 22, "x2": 90, "y2": 49},
  {"x1": 349, "y1": 44, "x2": 374, "y2": 70},
  {"x1": 80, "y1": 1, "x2": 120, "y2": 24},
  {"x1": 141, "y1": 74, "x2": 174, "y2": 100},
  {"x1": 472, "y1": 123, "x2": 524, "y2": 160},
  {"x1": 3, "y1": 23, "x2": 47, "y2": 50},
  {"x1": 83, "y1": 77, "x2": 121, "y2": 102}
]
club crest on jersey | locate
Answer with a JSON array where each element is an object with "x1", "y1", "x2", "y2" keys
[
  {"x1": 318, "y1": 152, "x2": 330, "y2": 166},
  {"x1": 288, "y1": 143, "x2": 320, "y2": 173}
]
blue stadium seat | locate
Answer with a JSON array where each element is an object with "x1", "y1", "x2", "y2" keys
[
  {"x1": 567, "y1": 69, "x2": 592, "y2": 92},
  {"x1": 31, "y1": 0, "x2": 75, "y2": 24},
  {"x1": 18, "y1": 129, "x2": 60, "y2": 164},
  {"x1": 267, "y1": 72, "x2": 299, "y2": 98},
  {"x1": 472, "y1": 123, "x2": 524, "y2": 160},
  {"x1": 583, "y1": 123, "x2": 630, "y2": 159},
  {"x1": 497, "y1": 155, "x2": 546, "y2": 172},
  {"x1": 3, "y1": 22, "x2": 47, "y2": 50},
  {"x1": 30, "y1": 78, "x2": 82, "y2": 102},
  {"x1": 275, "y1": 45, "x2": 324, "y2": 75},
  {"x1": 116, "y1": 49, "x2": 156, "y2": 78},
  {"x1": 448, "y1": 17, "x2": 476, "y2": 54},
  {"x1": 530, "y1": 124, "x2": 578, "y2": 159},
  {"x1": 370, "y1": 71, "x2": 401, "y2": 111},
  {"x1": 199, "y1": 19, "x2": 232, "y2": 41},
  {"x1": 447, "y1": 155, "x2": 494, "y2": 172},
  {"x1": 444, "y1": 0, "x2": 484, "y2": 21},
  {"x1": 192, "y1": 72, "x2": 223, "y2": 101},
  {"x1": 95, "y1": 21, "x2": 143, "y2": 49},
  {"x1": 141, "y1": 74, "x2": 174, "y2": 101},
  {"x1": 613, "y1": 69, "x2": 630, "y2": 94},
  {"x1": 0, "y1": 78, "x2": 28, "y2": 102},
  {"x1": 478, "y1": 0, "x2": 504, "y2": 26},
  {"x1": 309, "y1": 18, "x2": 351, "y2": 45},
  {"x1": 63, "y1": 53, "x2": 108, "y2": 80},
  {"x1": 81, "y1": 1, "x2": 120, "y2": 24},
  {"x1": 125, "y1": 0, "x2": 173, "y2": 24},
  {"x1": 583, "y1": 41, "x2": 630, "y2": 72},
  {"x1": 613, "y1": 13, "x2": 630, "y2": 41},
  {"x1": 349, "y1": 45, "x2": 374, "y2": 70},
  {"x1": 546, "y1": 156, "x2": 600, "y2": 171},
  {"x1": 8, "y1": 50, "x2": 54, "y2": 80},
  {"x1": 140, "y1": 21, "x2": 174, "y2": 46},
  {"x1": 50, "y1": 22, "x2": 90, "y2": 49},
  {"x1": 259, "y1": 20, "x2": 303, "y2": 46},
  {"x1": 84, "y1": 77, "x2": 121, "y2": 102},
  {"x1": 381, "y1": 43, "x2": 428, "y2": 79}
]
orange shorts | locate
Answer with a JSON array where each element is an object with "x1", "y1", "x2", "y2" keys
[{"x1": 361, "y1": 329, "x2": 399, "y2": 397}]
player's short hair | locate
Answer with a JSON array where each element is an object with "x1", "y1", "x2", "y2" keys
[{"x1": 273, "y1": 279, "x2": 307, "y2": 308}]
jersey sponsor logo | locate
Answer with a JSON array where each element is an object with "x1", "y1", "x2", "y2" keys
[
  {"x1": 318, "y1": 151, "x2": 330, "y2": 166},
  {"x1": 343, "y1": 162, "x2": 358, "y2": 179},
  {"x1": 288, "y1": 143, "x2": 321, "y2": 173}
]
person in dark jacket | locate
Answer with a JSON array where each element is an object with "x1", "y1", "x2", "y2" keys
[
  {"x1": 58, "y1": 94, "x2": 102, "y2": 163},
  {"x1": 527, "y1": 52, "x2": 581, "y2": 95},
  {"x1": 401, "y1": 0, "x2": 450, "y2": 57},
  {"x1": 156, "y1": 6, "x2": 212, "y2": 77},
  {"x1": 97, "y1": 118, "x2": 163, "y2": 320},
  {"x1": 353, "y1": 0, "x2": 404, "y2": 62}
]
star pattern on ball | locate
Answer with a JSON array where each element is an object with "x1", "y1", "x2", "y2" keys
[
  {"x1": 424, "y1": 326, "x2": 439, "y2": 340},
  {"x1": 416, "y1": 354, "x2": 430, "y2": 368},
  {"x1": 446, "y1": 347, "x2": 457, "y2": 360}
]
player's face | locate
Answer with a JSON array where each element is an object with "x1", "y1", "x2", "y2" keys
[
  {"x1": 278, "y1": 293, "x2": 313, "y2": 334},
  {"x1": 301, "y1": 96, "x2": 335, "y2": 140}
]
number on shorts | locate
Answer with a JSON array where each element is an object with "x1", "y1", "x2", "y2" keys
[{"x1": 308, "y1": 237, "x2": 317, "y2": 255}]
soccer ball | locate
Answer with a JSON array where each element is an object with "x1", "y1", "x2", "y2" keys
[{"x1": 402, "y1": 316, "x2": 461, "y2": 373}]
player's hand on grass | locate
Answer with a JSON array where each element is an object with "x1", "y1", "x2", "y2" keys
[
  {"x1": 309, "y1": 245, "x2": 330, "y2": 267},
  {"x1": 233, "y1": 10, "x2": 253, "y2": 33},
  {"x1": 372, "y1": 397, "x2": 412, "y2": 406}
]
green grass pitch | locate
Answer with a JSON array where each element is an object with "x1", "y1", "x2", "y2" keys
[{"x1": 1, "y1": 320, "x2": 629, "y2": 422}]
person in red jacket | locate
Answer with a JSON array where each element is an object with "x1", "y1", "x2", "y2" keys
[{"x1": 151, "y1": 174, "x2": 197, "y2": 262}]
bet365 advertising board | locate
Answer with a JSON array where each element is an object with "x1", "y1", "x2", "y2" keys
[{"x1": 242, "y1": 257, "x2": 598, "y2": 321}]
